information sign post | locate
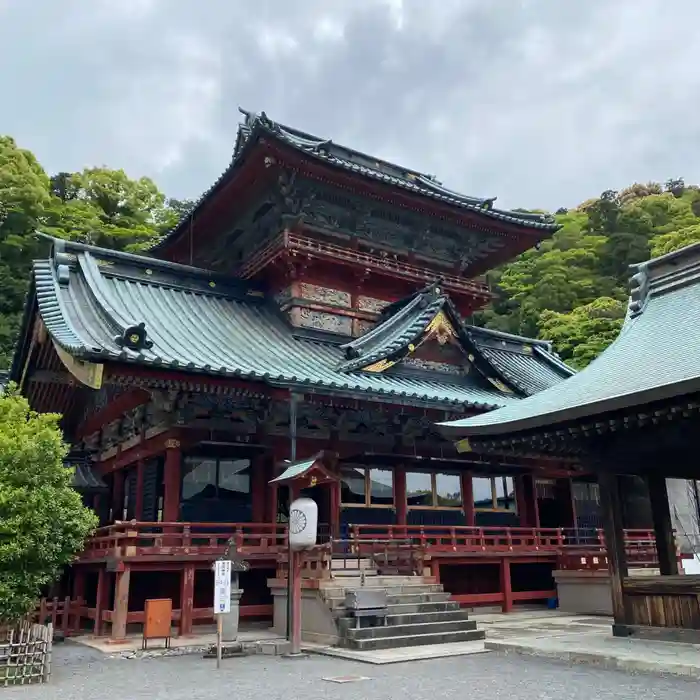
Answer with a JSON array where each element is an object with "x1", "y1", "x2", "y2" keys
[{"x1": 213, "y1": 559, "x2": 232, "y2": 668}]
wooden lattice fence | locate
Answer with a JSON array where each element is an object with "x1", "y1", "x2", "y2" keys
[{"x1": 0, "y1": 621, "x2": 53, "y2": 687}]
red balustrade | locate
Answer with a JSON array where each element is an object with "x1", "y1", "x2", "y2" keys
[
  {"x1": 77, "y1": 521, "x2": 662, "y2": 568},
  {"x1": 78, "y1": 521, "x2": 287, "y2": 561}
]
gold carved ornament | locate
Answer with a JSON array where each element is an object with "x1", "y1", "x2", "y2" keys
[{"x1": 361, "y1": 310, "x2": 458, "y2": 373}]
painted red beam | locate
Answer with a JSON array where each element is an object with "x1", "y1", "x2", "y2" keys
[{"x1": 96, "y1": 428, "x2": 181, "y2": 475}]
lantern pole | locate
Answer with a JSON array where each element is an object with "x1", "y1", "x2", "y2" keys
[{"x1": 286, "y1": 393, "x2": 302, "y2": 654}]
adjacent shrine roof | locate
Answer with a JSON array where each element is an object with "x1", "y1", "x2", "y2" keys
[
  {"x1": 440, "y1": 243, "x2": 700, "y2": 437},
  {"x1": 339, "y1": 282, "x2": 572, "y2": 395},
  {"x1": 14, "y1": 238, "x2": 573, "y2": 412},
  {"x1": 155, "y1": 110, "x2": 559, "y2": 251}
]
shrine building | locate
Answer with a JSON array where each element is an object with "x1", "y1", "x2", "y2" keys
[{"x1": 9, "y1": 110, "x2": 659, "y2": 642}]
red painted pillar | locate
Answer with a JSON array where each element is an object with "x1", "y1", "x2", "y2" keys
[
  {"x1": 251, "y1": 455, "x2": 266, "y2": 523},
  {"x1": 461, "y1": 472, "x2": 475, "y2": 526},
  {"x1": 111, "y1": 565, "x2": 131, "y2": 641},
  {"x1": 163, "y1": 439, "x2": 182, "y2": 523},
  {"x1": 329, "y1": 480, "x2": 341, "y2": 538},
  {"x1": 180, "y1": 564, "x2": 195, "y2": 636},
  {"x1": 268, "y1": 458, "x2": 279, "y2": 525},
  {"x1": 94, "y1": 568, "x2": 108, "y2": 636},
  {"x1": 517, "y1": 475, "x2": 538, "y2": 527},
  {"x1": 134, "y1": 460, "x2": 145, "y2": 520},
  {"x1": 500, "y1": 559, "x2": 513, "y2": 612},
  {"x1": 555, "y1": 478, "x2": 576, "y2": 529},
  {"x1": 395, "y1": 466, "x2": 407, "y2": 531},
  {"x1": 111, "y1": 469, "x2": 125, "y2": 522}
]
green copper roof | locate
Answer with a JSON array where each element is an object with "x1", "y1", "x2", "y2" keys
[
  {"x1": 440, "y1": 243, "x2": 700, "y2": 437},
  {"x1": 22, "y1": 239, "x2": 523, "y2": 411},
  {"x1": 339, "y1": 281, "x2": 572, "y2": 395},
  {"x1": 467, "y1": 327, "x2": 574, "y2": 396},
  {"x1": 270, "y1": 457, "x2": 318, "y2": 483}
]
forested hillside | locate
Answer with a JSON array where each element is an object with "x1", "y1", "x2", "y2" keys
[
  {"x1": 476, "y1": 181, "x2": 700, "y2": 368},
  {"x1": 2, "y1": 133, "x2": 700, "y2": 371},
  {"x1": 0, "y1": 136, "x2": 193, "y2": 368}
]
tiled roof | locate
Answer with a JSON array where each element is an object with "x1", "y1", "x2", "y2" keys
[
  {"x1": 440, "y1": 243, "x2": 700, "y2": 436},
  {"x1": 339, "y1": 283, "x2": 448, "y2": 372},
  {"x1": 28, "y1": 239, "x2": 517, "y2": 411},
  {"x1": 339, "y1": 281, "x2": 573, "y2": 396},
  {"x1": 155, "y1": 110, "x2": 560, "y2": 250},
  {"x1": 467, "y1": 327, "x2": 574, "y2": 396}
]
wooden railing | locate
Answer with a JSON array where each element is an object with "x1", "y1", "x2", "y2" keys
[
  {"x1": 78, "y1": 521, "x2": 288, "y2": 561},
  {"x1": 328, "y1": 538, "x2": 423, "y2": 576},
  {"x1": 33, "y1": 597, "x2": 85, "y2": 637},
  {"x1": 77, "y1": 521, "x2": 662, "y2": 568},
  {"x1": 239, "y1": 232, "x2": 491, "y2": 298},
  {"x1": 344, "y1": 525, "x2": 660, "y2": 566}
]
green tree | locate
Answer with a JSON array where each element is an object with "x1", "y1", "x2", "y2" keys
[
  {"x1": 538, "y1": 297, "x2": 627, "y2": 369},
  {"x1": 43, "y1": 168, "x2": 171, "y2": 251},
  {"x1": 0, "y1": 137, "x2": 52, "y2": 368},
  {"x1": 0, "y1": 388, "x2": 97, "y2": 624}
]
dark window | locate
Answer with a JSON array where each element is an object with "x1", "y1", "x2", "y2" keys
[
  {"x1": 182, "y1": 457, "x2": 251, "y2": 502},
  {"x1": 341, "y1": 467, "x2": 394, "y2": 507}
]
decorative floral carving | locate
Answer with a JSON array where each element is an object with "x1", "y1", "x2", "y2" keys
[
  {"x1": 404, "y1": 357, "x2": 465, "y2": 375},
  {"x1": 357, "y1": 296, "x2": 389, "y2": 314},
  {"x1": 299, "y1": 283, "x2": 351, "y2": 308},
  {"x1": 294, "y1": 308, "x2": 352, "y2": 335}
]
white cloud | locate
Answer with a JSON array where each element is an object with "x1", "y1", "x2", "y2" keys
[{"x1": 1, "y1": 0, "x2": 700, "y2": 210}]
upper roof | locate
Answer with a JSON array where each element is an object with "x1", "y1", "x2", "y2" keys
[
  {"x1": 154, "y1": 110, "x2": 560, "y2": 251},
  {"x1": 14, "y1": 238, "x2": 538, "y2": 411},
  {"x1": 440, "y1": 243, "x2": 700, "y2": 437},
  {"x1": 339, "y1": 282, "x2": 573, "y2": 396}
]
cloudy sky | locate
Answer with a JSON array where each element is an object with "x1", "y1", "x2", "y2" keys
[{"x1": 1, "y1": 0, "x2": 699, "y2": 211}]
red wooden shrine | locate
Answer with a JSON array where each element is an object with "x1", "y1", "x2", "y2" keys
[{"x1": 11, "y1": 111, "x2": 661, "y2": 639}]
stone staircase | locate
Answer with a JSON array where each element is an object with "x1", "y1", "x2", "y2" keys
[{"x1": 320, "y1": 559, "x2": 485, "y2": 651}]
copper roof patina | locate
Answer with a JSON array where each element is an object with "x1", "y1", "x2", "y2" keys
[
  {"x1": 14, "y1": 238, "x2": 574, "y2": 414},
  {"x1": 440, "y1": 243, "x2": 700, "y2": 437}
]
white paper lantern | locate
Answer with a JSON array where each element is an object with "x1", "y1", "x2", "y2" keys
[{"x1": 288, "y1": 497, "x2": 318, "y2": 550}]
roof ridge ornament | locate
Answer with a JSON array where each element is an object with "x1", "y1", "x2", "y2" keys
[{"x1": 628, "y1": 265, "x2": 650, "y2": 318}]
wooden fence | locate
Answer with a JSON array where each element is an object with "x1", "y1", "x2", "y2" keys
[
  {"x1": 34, "y1": 597, "x2": 84, "y2": 638},
  {"x1": 0, "y1": 621, "x2": 53, "y2": 686}
]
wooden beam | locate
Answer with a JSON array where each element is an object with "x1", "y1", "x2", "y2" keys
[
  {"x1": 76, "y1": 388, "x2": 151, "y2": 439},
  {"x1": 598, "y1": 472, "x2": 629, "y2": 626},
  {"x1": 646, "y1": 474, "x2": 679, "y2": 576},
  {"x1": 111, "y1": 566, "x2": 131, "y2": 641}
]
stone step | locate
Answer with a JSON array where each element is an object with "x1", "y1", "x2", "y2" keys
[
  {"x1": 329, "y1": 558, "x2": 374, "y2": 570},
  {"x1": 381, "y1": 601, "x2": 463, "y2": 615},
  {"x1": 330, "y1": 570, "x2": 379, "y2": 578},
  {"x1": 326, "y1": 591, "x2": 450, "y2": 608},
  {"x1": 331, "y1": 600, "x2": 462, "y2": 618},
  {"x1": 337, "y1": 609, "x2": 473, "y2": 630},
  {"x1": 343, "y1": 619, "x2": 478, "y2": 640},
  {"x1": 322, "y1": 584, "x2": 444, "y2": 598},
  {"x1": 324, "y1": 576, "x2": 429, "y2": 585},
  {"x1": 344, "y1": 628, "x2": 485, "y2": 651}
]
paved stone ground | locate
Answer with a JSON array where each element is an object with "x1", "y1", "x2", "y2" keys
[{"x1": 15, "y1": 641, "x2": 698, "y2": 699}]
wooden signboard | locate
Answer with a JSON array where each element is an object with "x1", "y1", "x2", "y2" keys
[{"x1": 142, "y1": 598, "x2": 172, "y2": 650}]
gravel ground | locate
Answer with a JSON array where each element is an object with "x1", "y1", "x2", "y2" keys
[{"x1": 11, "y1": 642, "x2": 698, "y2": 699}]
